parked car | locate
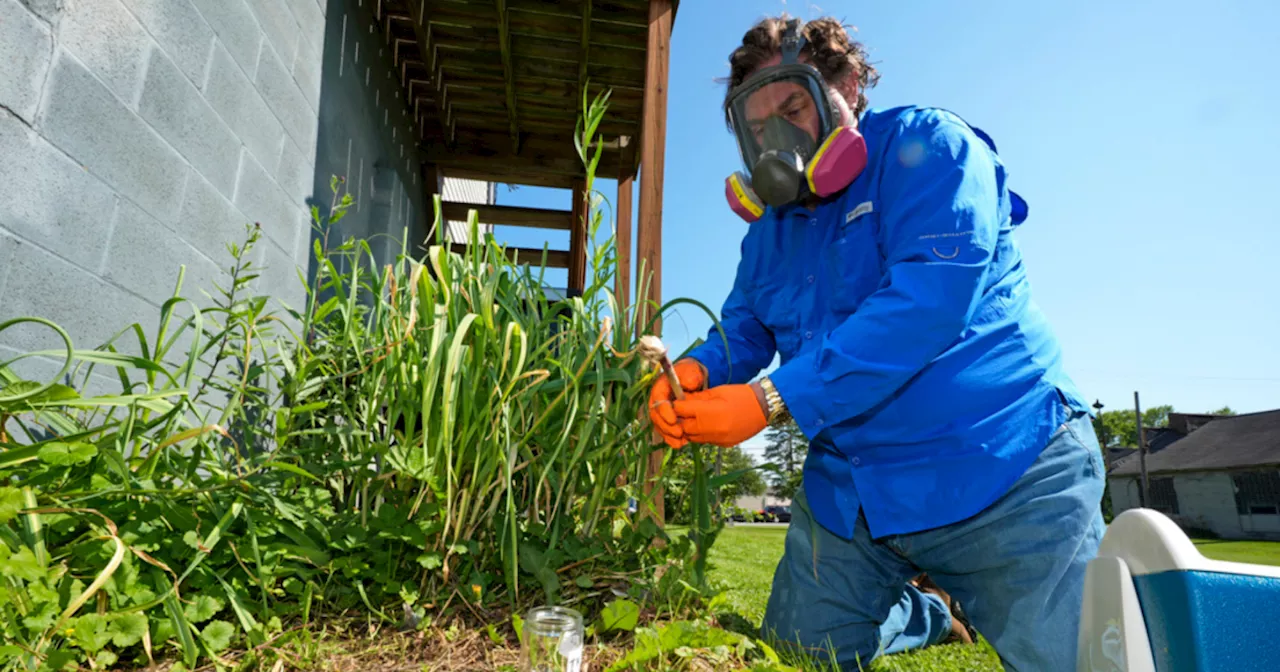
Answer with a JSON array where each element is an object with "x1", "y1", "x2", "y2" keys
[{"x1": 763, "y1": 505, "x2": 791, "y2": 523}]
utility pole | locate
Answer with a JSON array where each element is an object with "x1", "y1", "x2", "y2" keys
[
  {"x1": 1134, "y1": 391, "x2": 1149, "y2": 508},
  {"x1": 1093, "y1": 399, "x2": 1109, "y2": 472}
]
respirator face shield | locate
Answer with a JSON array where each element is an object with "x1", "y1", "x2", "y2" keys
[
  {"x1": 726, "y1": 64, "x2": 837, "y2": 182},
  {"x1": 723, "y1": 61, "x2": 869, "y2": 222}
]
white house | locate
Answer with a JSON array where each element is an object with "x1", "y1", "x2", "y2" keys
[{"x1": 1110, "y1": 410, "x2": 1280, "y2": 540}]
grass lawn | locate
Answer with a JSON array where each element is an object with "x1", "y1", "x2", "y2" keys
[
  {"x1": 1192, "y1": 538, "x2": 1280, "y2": 566},
  {"x1": 706, "y1": 526, "x2": 1004, "y2": 671},
  {"x1": 704, "y1": 525, "x2": 1280, "y2": 671}
]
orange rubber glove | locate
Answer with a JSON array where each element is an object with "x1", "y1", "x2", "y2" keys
[
  {"x1": 648, "y1": 359, "x2": 707, "y2": 449},
  {"x1": 672, "y1": 383, "x2": 768, "y2": 447}
]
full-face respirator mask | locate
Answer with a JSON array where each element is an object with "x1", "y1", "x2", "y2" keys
[{"x1": 723, "y1": 19, "x2": 869, "y2": 222}]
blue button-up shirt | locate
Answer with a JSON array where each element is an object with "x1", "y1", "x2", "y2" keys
[{"x1": 687, "y1": 105, "x2": 1089, "y2": 540}]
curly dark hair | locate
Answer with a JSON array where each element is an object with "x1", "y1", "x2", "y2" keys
[{"x1": 722, "y1": 15, "x2": 880, "y2": 128}]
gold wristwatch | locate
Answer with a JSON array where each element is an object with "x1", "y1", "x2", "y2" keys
[{"x1": 758, "y1": 376, "x2": 791, "y2": 426}]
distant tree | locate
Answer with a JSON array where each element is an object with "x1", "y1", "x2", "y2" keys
[
  {"x1": 666, "y1": 445, "x2": 766, "y2": 524},
  {"x1": 1209, "y1": 406, "x2": 1237, "y2": 416},
  {"x1": 775, "y1": 470, "x2": 804, "y2": 501},
  {"x1": 719, "y1": 445, "x2": 767, "y2": 502},
  {"x1": 1096, "y1": 404, "x2": 1174, "y2": 448},
  {"x1": 763, "y1": 420, "x2": 807, "y2": 488}
]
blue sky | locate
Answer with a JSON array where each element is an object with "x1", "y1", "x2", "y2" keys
[{"x1": 492, "y1": 0, "x2": 1280, "y2": 453}]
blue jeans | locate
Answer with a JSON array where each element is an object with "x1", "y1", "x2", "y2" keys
[{"x1": 762, "y1": 411, "x2": 1106, "y2": 671}]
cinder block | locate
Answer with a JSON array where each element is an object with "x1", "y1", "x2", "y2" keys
[
  {"x1": 17, "y1": 0, "x2": 62, "y2": 24},
  {"x1": 291, "y1": 27, "x2": 321, "y2": 113},
  {"x1": 177, "y1": 169, "x2": 254, "y2": 261},
  {"x1": 119, "y1": 0, "x2": 216, "y2": 85},
  {"x1": 58, "y1": 0, "x2": 152, "y2": 103},
  {"x1": 0, "y1": 0, "x2": 53, "y2": 124},
  {"x1": 254, "y1": 40, "x2": 316, "y2": 156},
  {"x1": 0, "y1": 238, "x2": 157, "y2": 356},
  {"x1": 233, "y1": 149, "x2": 301, "y2": 253},
  {"x1": 39, "y1": 53, "x2": 187, "y2": 222},
  {"x1": 0, "y1": 229, "x2": 17, "y2": 300},
  {"x1": 256, "y1": 237, "x2": 307, "y2": 331},
  {"x1": 274, "y1": 137, "x2": 313, "y2": 206},
  {"x1": 103, "y1": 200, "x2": 227, "y2": 306},
  {"x1": 284, "y1": 0, "x2": 325, "y2": 57},
  {"x1": 205, "y1": 43, "x2": 285, "y2": 168},
  {"x1": 188, "y1": 0, "x2": 262, "y2": 79},
  {"x1": 139, "y1": 50, "x2": 240, "y2": 197},
  {"x1": 0, "y1": 110, "x2": 118, "y2": 269},
  {"x1": 245, "y1": 0, "x2": 299, "y2": 69}
]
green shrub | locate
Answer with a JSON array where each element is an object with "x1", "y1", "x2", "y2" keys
[{"x1": 0, "y1": 88, "x2": 726, "y2": 671}]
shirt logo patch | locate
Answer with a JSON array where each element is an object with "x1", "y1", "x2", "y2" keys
[{"x1": 846, "y1": 201, "x2": 874, "y2": 223}]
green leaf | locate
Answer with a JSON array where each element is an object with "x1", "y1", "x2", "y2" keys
[
  {"x1": 0, "y1": 546, "x2": 44, "y2": 581},
  {"x1": 484, "y1": 623, "x2": 503, "y2": 646},
  {"x1": 200, "y1": 620, "x2": 236, "y2": 653},
  {"x1": 417, "y1": 552, "x2": 442, "y2": 570},
  {"x1": 43, "y1": 648, "x2": 79, "y2": 671},
  {"x1": 36, "y1": 441, "x2": 98, "y2": 466},
  {"x1": 574, "y1": 576, "x2": 594, "y2": 589},
  {"x1": 0, "y1": 487, "x2": 24, "y2": 523},
  {"x1": 262, "y1": 461, "x2": 323, "y2": 483},
  {"x1": 0, "y1": 445, "x2": 39, "y2": 469},
  {"x1": 72, "y1": 613, "x2": 113, "y2": 652},
  {"x1": 109, "y1": 612, "x2": 148, "y2": 647},
  {"x1": 184, "y1": 594, "x2": 222, "y2": 624},
  {"x1": 599, "y1": 599, "x2": 640, "y2": 633}
]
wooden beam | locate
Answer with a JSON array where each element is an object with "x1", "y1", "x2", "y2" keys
[
  {"x1": 437, "y1": 165, "x2": 577, "y2": 190},
  {"x1": 577, "y1": 0, "x2": 593, "y2": 102},
  {"x1": 406, "y1": 1, "x2": 455, "y2": 146},
  {"x1": 440, "y1": 201, "x2": 573, "y2": 231},
  {"x1": 568, "y1": 177, "x2": 588, "y2": 293},
  {"x1": 495, "y1": 0, "x2": 521, "y2": 153},
  {"x1": 638, "y1": 0, "x2": 673, "y2": 528},
  {"x1": 616, "y1": 136, "x2": 635, "y2": 314},
  {"x1": 448, "y1": 243, "x2": 570, "y2": 269},
  {"x1": 420, "y1": 131, "x2": 629, "y2": 186}
]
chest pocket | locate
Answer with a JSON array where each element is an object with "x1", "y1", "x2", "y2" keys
[{"x1": 824, "y1": 211, "x2": 885, "y2": 317}]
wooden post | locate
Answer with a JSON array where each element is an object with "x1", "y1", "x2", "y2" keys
[
  {"x1": 1135, "y1": 391, "x2": 1150, "y2": 508},
  {"x1": 638, "y1": 0, "x2": 673, "y2": 527},
  {"x1": 569, "y1": 177, "x2": 588, "y2": 294}
]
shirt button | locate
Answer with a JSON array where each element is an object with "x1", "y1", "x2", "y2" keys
[
  {"x1": 805, "y1": 331, "x2": 813, "y2": 339},
  {"x1": 852, "y1": 457, "x2": 861, "y2": 466},
  {"x1": 806, "y1": 275, "x2": 815, "y2": 284}
]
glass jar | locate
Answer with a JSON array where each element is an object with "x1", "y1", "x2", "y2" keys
[{"x1": 522, "y1": 605, "x2": 584, "y2": 672}]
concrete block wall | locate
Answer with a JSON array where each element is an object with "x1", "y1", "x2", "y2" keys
[
  {"x1": 1170, "y1": 472, "x2": 1245, "y2": 538},
  {"x1": 0, "y1": 0, "x2": 432, "y2": 391}
]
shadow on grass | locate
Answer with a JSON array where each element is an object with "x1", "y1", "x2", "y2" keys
[{"x1": 714, "y1": 610, "x2": 759, "y2": 638}]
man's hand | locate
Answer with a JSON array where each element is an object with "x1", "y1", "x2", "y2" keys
[
  {"x1": 648, "y1": 359, "x2": 708, "y2": 448},
  {"x1": 671, "y1": 382, "x2": 769, "y2": 447}
]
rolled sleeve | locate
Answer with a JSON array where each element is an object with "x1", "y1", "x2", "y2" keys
[
  {"x1": 686, "y1": 234, "x2": 777, "y2": 388},
  {"x1": 770, "y1": 113, "x2": 1005, "y2": 438}
]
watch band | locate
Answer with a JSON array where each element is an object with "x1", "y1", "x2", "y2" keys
[{"x1": 759, "y1": 376, "x2": 791, "y2": 426}]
